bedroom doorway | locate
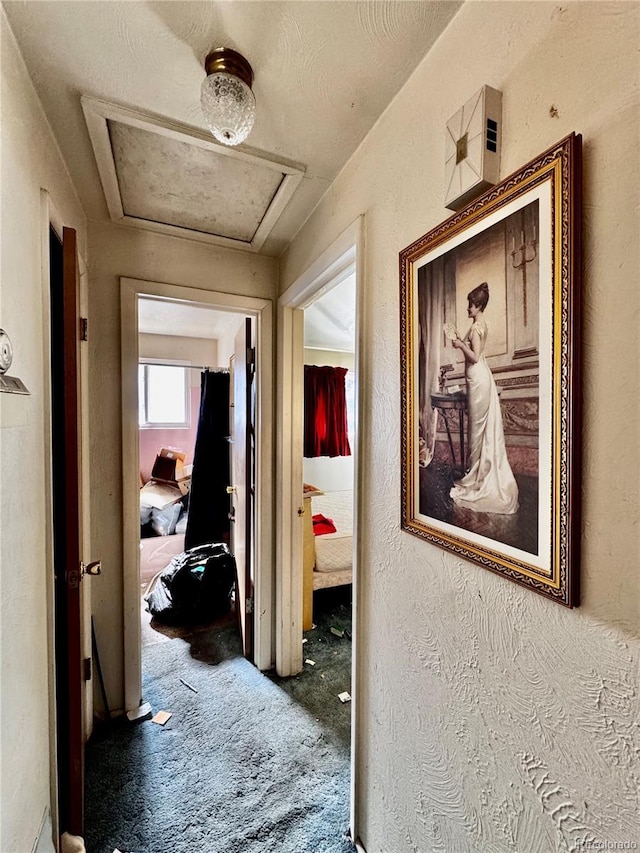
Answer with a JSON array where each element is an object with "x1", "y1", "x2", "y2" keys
[
  {"x1": 136, "y1": 299, "x2": 249, "y2": 654},
  {"x1": 276, "y1": 215, "x2": 364, "y2": 842},
  {"x1": 121, "y1": 278, "x2": 274, "y2": 714},
  {"x1": 300, "y1": 278, "x2": 356, "y2": 631}
]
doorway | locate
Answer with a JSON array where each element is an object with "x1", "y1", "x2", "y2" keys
[
  {"x1": 301, "y1": 276, "x2": 356, "y2": 630},
  {"x1": 121, "y1": 278, "x2": 274, "y2": 714},
  {"x1": 136, "y1": 298, "x2": 248, "y2": 654},
  {"x1": 276, "y1": 216, "x2": 364, "y2": 842}
]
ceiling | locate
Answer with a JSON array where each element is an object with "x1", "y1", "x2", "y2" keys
[
  {"x1": 304, "y1": 273, "x2": 356, "y2": 352},
  {"x1": 139, "y1": 272, "x2": 356, "y2": 352},
  {"x1": 138, "y1": 297, "x2": 244, "y2": 340},
  {"x1": 3, "y1": 0, "x2": 462, "y2": 256}
]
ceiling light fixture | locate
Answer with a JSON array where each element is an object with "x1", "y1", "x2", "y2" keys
[{"x1": 200, "y1": 47, "x2": 255, "y2": 147}]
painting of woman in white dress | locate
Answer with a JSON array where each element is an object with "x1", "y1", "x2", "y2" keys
[
  {"x1": 413, "y1": 200, "x2": 541, "y2": 557},
  {"x1": 450, "y1": 282, "x2": 519, "y2": 514},
  {"x1": 401, "y1": 134, "x2": 582, "y2": 603}
]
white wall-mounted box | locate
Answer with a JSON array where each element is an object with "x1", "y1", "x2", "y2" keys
[{"x1": 444, "y1": 85, "x2": 502, "y2": 211}]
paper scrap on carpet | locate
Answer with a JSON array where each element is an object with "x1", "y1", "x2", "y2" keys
[{"x1": 152, "y1": 710, "x2": 172, "y2": 725}]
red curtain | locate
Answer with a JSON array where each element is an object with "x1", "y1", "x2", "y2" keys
[{"x1": 304, "y1": 365, "x2": 351, "y2": 458}]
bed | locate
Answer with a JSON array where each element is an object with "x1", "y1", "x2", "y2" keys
[
  {"x1": 140, "y1": 533, "x2": 186, "y2": 590},
  {"x1": 303, "y1": 489, "x2": 353, "y2": 629}
]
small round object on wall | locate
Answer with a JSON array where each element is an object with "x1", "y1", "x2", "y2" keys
[{"x1": 0, "y1": 329, "x2": 13, "y2": 374}]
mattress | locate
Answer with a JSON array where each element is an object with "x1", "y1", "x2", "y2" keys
[
  {"x1": 314, "y1": 531, "x2": 353, "y2": 573},
  {"x1": 312, "y1": 490, "x2": 354, "y2": 575},
  {"x1": 139, "y1": 533, "x2": 186, "y2": 586},
  {"x1": 312, "y1": 490, "x2": 353, "y2": 533}
]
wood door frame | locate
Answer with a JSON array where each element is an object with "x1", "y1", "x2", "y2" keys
[
  {"x1": 40, "y1": 190, "x2": 91, "y2": 844},
  {"x1": 121, "y1": 277, "x2": 274, "y2": 713},
  {"x1": 231, "y1": 317, "x2": 255, "y2": 660},
  {"x1": 276, "y1": 215, "x2": 365, "y2": 840}
]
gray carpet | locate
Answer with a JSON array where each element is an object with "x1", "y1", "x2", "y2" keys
[{"x1": 85, "y1": 589, "x2": 355, "y2": 853}]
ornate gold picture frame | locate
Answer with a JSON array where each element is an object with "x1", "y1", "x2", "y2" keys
[{"x1": 400, "y1": 134, "x2": 581, "y2": 606}]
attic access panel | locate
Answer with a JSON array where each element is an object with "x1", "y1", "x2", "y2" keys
[{"x1": 82, "y1": 96, "x2": 304, "y2": 252}]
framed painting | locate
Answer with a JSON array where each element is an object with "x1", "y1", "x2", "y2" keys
[{"x1": 400, "y1": 133, "x2": 581, "y2": 606}]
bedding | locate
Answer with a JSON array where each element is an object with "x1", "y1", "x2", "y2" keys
[
  {"x1": 310, "y1": 490, "x2": 353, "y2": 580},
  {"x1": 312, "y1": 513, "x2": 337, "y2": 535}
]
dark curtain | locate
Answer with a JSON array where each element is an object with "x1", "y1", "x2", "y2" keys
[
  {"x1": 185, "y1": 370, "x2": 231, "y2": 550},
  {"x1": 304, "y1": 365, "x2": 351, "y2": 458}
]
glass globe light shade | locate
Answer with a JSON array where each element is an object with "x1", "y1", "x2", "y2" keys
[{"x1": 200, "y1": 71, "x2": 256, "y2": 146}]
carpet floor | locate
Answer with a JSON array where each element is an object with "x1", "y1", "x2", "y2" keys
[{"x1": 85, "y1": 588, "x2": 355, "y2": 853}]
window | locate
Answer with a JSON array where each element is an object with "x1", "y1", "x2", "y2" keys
[
  {"x1": 138, "y1": 362, "x2": 190, "y2": 428},
  {"x1": 345, "y1": 369, "x2": 356, "y2": 444}
]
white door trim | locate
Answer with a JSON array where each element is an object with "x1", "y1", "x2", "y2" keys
[
  {"x1": 121, "y1": 277, "x2": 274, "y2": 713},
  {"x1": 276, "y1": 214, "x2": 365, "y2": 840}
]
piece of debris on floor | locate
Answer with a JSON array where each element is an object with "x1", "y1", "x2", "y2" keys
[
  {"x1": 330, "y1": 626, "x2": 345, "y2": 638},
  {"x1": 179, "y1": 677, "x2": 198, "y2": 693},
  {"x1": 338, "y1": 691, "x2": 352, "y2": 703},
  {"x1": 302, "y1": 638, "x2": 308, "y2": 644},
  {"x1": 305, "y1": 658, "x2": 316, "y2": 666},
  {"x1": 151, "y1": 710, "x2": 172, "y2": 725}
]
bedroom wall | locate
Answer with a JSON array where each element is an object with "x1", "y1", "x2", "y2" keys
[
  {"x1": 303, "y1": 349, "x2": 355, "y2": 492},
  {"x1": 281, "y1": 3, "x2": 640, "y2": 850},
  {"x1": 0, "y1": 10, "x2": 87, "y2": 852},
  {"x1": 87, "y1": 221, "x2": 277, "y2": 712},
  {"x1": 217, "y1": 315, "x2": 247, "y2": 366},
  {"x1": 138, "y1": 334, "x2": 218, "y2": 482}
]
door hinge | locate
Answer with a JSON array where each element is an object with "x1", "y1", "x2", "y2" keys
[
  {"x1": 67, "y1": 568, "x2": 80, "y2": 589},
  {"x1": 246, "y1": 347, "x2": 255, "y2": 366},
  {"x1": 80, "y1": 317, "x2": 88, "y2": 341},
  {"x1": 83, "y1": 657, "x2": 92, "y2": 681},
  {"x1": 246, "y1": 597, "x2": 254, "y2": 614}
]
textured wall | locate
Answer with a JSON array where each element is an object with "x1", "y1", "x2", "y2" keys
[
  {"x1": 281, "y1": 3, "x2": 640, "y2": 850},
  {"x1": 87, "y1": 221, "x2": 277, "y2": 711},
  {"x1": 0, "y1": 10, "x2": 87, "y2": 851}
]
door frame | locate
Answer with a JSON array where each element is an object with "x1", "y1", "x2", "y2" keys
[
  {"x1": 276, "y1": 215, "x2": 365, "y2": 839},
  {"x1": 40, "y1": 190, "x2": 91, "y2": 843},
  {"x1": 121, "y1": 277, "x2": 274, "y2": 713}
]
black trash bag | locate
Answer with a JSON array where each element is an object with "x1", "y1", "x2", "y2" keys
[{"x1": 145, "y1": 543, "x2": 236, "y2": 624}]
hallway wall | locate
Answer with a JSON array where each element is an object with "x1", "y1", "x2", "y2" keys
[
  {"x1": 87, "y1": 221, "x2": 277, "y2": 712},
  {"x1": 281, "y1": 2, "x2": 640, "y2": 850},
  {"x1": 0, "y1": 10, "x2": 87, "y2": 852}
]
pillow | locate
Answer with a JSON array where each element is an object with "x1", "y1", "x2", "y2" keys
[{"x1": 150, "y1": 503, "x2": 183, "y2": 537}]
